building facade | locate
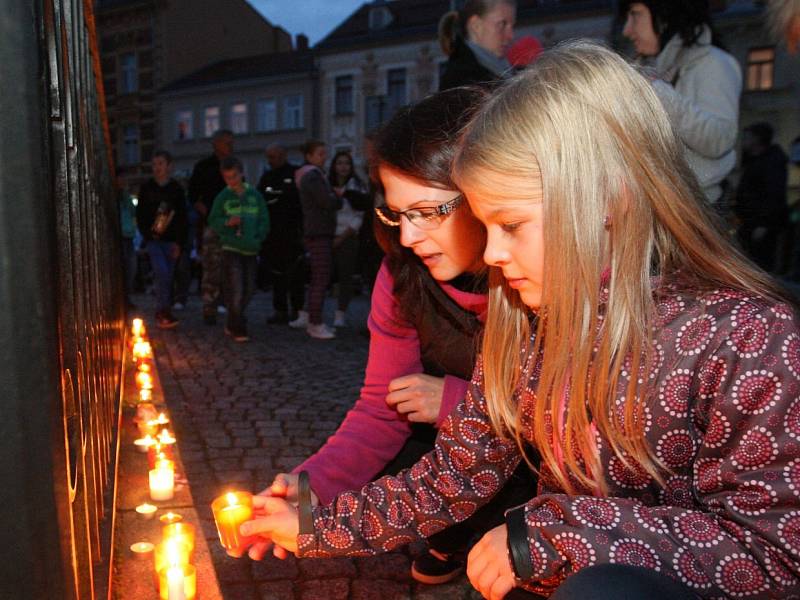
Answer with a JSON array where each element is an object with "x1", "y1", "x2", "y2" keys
[
  {"x1": 158, "y1": 49, "x2": 318, "y2": 184},
  {"x1": 95, "y1": 0, "x2": 292, "y2": 183}
]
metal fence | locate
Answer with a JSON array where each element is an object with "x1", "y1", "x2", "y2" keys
[{"x1": 0, "y1": 0, "x2": 122, "y2": 598}]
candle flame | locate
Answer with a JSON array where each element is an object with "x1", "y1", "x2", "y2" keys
[{"x1": 226, "y1": 492, "x2": 238, "y2": 506}]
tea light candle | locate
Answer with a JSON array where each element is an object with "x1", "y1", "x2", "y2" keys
[
  {"x1": 130, "y1": 541, "x2": 154, "y2": 558},
  {"x1": 159, "y1": 512, "x2": 183, "y2": 525},
  {"x1": 162, "y1": 522, "x2": 195, "y2": 554},
  {"x1": 139, "y1": 388, "x2": 153, "y2": 402},
  {"x1": 158, "y1": 564, "x2": 196, "y2": 600},
  {"x1": 211, "y1": 491, "x2": 254, "y2": 555},
  {"x1": 131, "y1": 318, "x2": 145, "y2": 337},
  {"x1": 132, "y1": 340, "x2": 153, "y2": 363},
  {"x1": 136, "y1": 503, "x2": 157, "y2": 520},
  {"x1": 134, "y1": 434, "x2": 157, "y2": 453},
  {"x1": 136, "y1": 371, "x2": 154, "y2": 390},
  {"x1": 158, "y1": 429, "x2": 177, "y2": 445},
  {"x1": 137, "y1": 362, "x2": 152, "y2": 374},
  {"x1": 149, "y1": 462, "x2": 175, "y2": 501}
]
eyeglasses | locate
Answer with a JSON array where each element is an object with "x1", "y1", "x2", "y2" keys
[{"x1": 374, "y1": 195, "x2": 464, "y2": 230}]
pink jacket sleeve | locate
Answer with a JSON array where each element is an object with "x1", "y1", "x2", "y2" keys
[{"x1": 294, "y1": 262, "x2": 467, "y2": 504}]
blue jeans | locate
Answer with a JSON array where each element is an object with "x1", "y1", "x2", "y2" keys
[
  {"x1": 146, "y1": 240, "x2": 177, "y2": 313},
  {"x1": 222, "y1": 251, "x2": 257, "y2": 333}
]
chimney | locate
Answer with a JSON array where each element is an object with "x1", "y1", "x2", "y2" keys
[{"x1": 296, "y1": 34, "x2": 309, "y2": 51}]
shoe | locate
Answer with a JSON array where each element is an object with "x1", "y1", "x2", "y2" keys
[
  {"x1": 334, "y1": 310, "x2": 347, "y2": 328},
  {"x1": 411, "y1": 549, "x2": 464, "y2": 585},
  {"x1": 232, "y1": 330, "x2": 249, "y2": 342},
  {"x1": 172, "y1": 302, "x2": 185, "y2": 311},
  {"x1": 203, "y1": 311, "x2": 217, "y2": 325},
  {"x1": 289, "y1": 310, "x2": 309, "y2": 329},
  {"x1": 306, "y1": 323, "x2": 336, "y2": 339},
  {"x1": 267, "y1": 311, "x2": 289, "y2": 325},
  {"x1": 217, "y1": 305, "x2": 227, "y2": 314},
  {"x1": 156, "y1": 311, "x2": 179, "y2": 330}
]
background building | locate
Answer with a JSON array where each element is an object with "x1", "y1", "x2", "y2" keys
[
  {"x1": 95, "y1": 0, "x2": 292, "y2": 184},
  {"x1": 158, "y1": 46, "x2": 318, "y2": 184}
]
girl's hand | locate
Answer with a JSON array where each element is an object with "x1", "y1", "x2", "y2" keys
[
  {"x1": 257, "y1": 473, "x2": 319, "y2": 507},
  {"x1": 241, "y1": 496, "x2": 300, "y2": 558},
  {"x1": 467, "y1": 524, "x2": 516, "y2": 600},
  {"x1": 386, "y1": 374, "x2": 445, "y2": 424}
]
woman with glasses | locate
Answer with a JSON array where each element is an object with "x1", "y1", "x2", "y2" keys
[{"x1": 252, "y1": 86, "x2": 536, "y2": 585}]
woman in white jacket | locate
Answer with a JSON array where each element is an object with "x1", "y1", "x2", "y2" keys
[{"x1": 621, "y1": 0, "x2": 742, "y2": 205}]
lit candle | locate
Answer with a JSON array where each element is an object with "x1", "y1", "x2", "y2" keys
[
  {"x1": 158, "y1": 564, "x2": 196, "y2": 600},
  {"x1": 132, "y1": 340, "x2": 153, "y2": 364},
  {"x1": 149, "y1": 461, "x2": 174, "y2": 501},
  {"x1": 131, "y1": 318, "x2": 145, "y2": 337},
  {"x1": 153, "y1": 538, "x2": 192, "y2": 582},
  {"x1": 162, "y1": 522, "x2": 195, "y2": 554},
  {"x1": 134, "y1": 434, "x2": 157, "y2": 453},
  {"x1": 154, "y1": 412, "x2": 170, "y2": 425},
  {"x1": 139, "y1": 388, "x2": 153, "y2": 402},
  {"x1": 211, "y1": 491, "x2": 254, "y2": 555},
  {"x1": 136, "y1": 371, "x2": 154, "y2": 390},
  {"x1": 130, "y1": 541, "x2": 154, "y2": 558},
  {"x1": 137, "y1": 362, "x2": 152, "y2": 374},
  {"x1": 158, "y1": 429, "x2": 176, "y2": 445},
  {"x1": 136, "y1": 503, "x2": 157, "y2": 520},
  {"x1": 147, "y1": 443, "x2": 175, "y2": 469},
  {"x1": 159, "y1": 512, "x2": 183, "y2": 525}
]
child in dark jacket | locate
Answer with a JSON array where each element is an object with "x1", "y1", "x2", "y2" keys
[{"x1": 208, "y1": 157, "x2": 269, "y2": 342}]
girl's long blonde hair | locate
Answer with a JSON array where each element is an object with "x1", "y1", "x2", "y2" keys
[{"x1": 453, "y1": 41, "x2": 786, "y2": 495}]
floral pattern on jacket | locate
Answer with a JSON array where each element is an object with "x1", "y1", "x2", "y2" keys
[{"x1": 297, "y1": 287, "x2": 800, "y2": 598}]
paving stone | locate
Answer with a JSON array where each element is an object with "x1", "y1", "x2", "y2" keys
[
  {"x1": 297, "y1": 579, "x2": 350, "y2": 600},
  {"x1": 354, "y1": 553, "x2": 411, "y2": 581},
  {"x1": 258, "y1": 581, "x2": 295, "y2": 600},
  {"x1": 220, "y1": 582, "x2": 260, "y2": 600},
  {"x1": 251, "y1": 553, "x2": 299, "y2": 581},
  {"x1": 297, "y1": 557, "x2": 357, "y2": 579},
  {"x1": 413, "y1": 578, "x2": 473, "y2": 600},
  {"x1": 351, "y1": 580, "x2": 412, "y2": 600}
]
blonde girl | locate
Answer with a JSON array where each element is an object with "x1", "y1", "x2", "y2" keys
[{"x1": 242, "y1": 42, "x2": 800, "y2": 600}]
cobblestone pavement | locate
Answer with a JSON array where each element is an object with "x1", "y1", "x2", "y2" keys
[{"x1": 138, "y1": 287, "x2": 482, "y2": 600}]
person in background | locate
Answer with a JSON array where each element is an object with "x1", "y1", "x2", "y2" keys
[
  {"x1": 189, "y1": 129, "x2": 233, "y2": 325},
  {"x1": 241, "y1": 42, "x2": 800, "y2": 600},
  {"x1": 136, "y1": 151, "x2": 188, "y2": 329},
  {"x1": 254, "y1": 87, "x2": 536, "y2": 587},
  {"x1": 735, "y1": 122, "x2": 789, "y2": 272},
  {"x1": 172, "y1": 190, "x2": 196, "y2": 311},
  {"x1": 768, "y1": 0, "x2": 800, "y2": 53},
  {"x1": 290, "y1": 140, "x2": 342, "y2": 340},
  {"x1": 621, "y1": 0, "x2": 741, "y2": 207},
  {"x1": 328, "y1": 151, "x2": 370, "y2": 328},
  {"x1": 208, "y1": 157, "x2": 270, "y2": 342},
  {"x1": 438, "y1": 0, "x2": 516, "y2": 90},
  {"x1": 117, "y1": 167, "x2": 137, "y2": 312},
  {"x1": 256, "y1": 144, "x2": 305, "y2": 325}
]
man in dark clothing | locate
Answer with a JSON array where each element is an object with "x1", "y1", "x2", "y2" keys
[
  {"x1": 137, "y1": 150, "x2": 188, "y2": 328},
  {"x1": 188, "y1": 129, "x2": 233, "y2": 324},
  {"x1": 256, "y1": 144, "x2": 305, "y2": 324},
  {"x1": 735, "y1": 122, "x2": 788, "y2": 272}
]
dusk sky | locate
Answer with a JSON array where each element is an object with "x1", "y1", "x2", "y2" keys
[{"x1": 249, "y1": 0, "x2": 366, "y2": 46}]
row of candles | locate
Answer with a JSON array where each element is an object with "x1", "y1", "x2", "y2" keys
[{"x1": 128, "y1": 318, "x2": 257, "y2": 600}]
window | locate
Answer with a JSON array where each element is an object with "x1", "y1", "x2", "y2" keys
[
  {"x1": 175, "y1": 110, "x2": 193, "y2": 140},
  {"x1": 230, "y1": 102, "x2": 248, "y2": 134},
  {"x1": 386, "y1": 68, "x2": 407, "y2": 113},
  {"x1": 119, "y1": 52, "x2": 137, "y2": 94},
  {"x1": 256, "y1": 99, "x2": 277, "y2": 131},
  {"x1": 122, "y1": 124, "x2": 139, "y2": 165},
  {"x1": 335, "y1": 75, "x2": 354, "y2": 115},
  {"x1": 368, "y1": 5, "x2": 393, "y2": 30},
  {"x1": 746, "y1": 47, "x2": 775, "y2": 91},
  {"x1": 204, "y1": 106, "x2": 220, "y2": 137},
  {"x1": 365, "y1": 95, "x2": 387, "y2": 132},
  {"x1": 283, "y1": 94, "x2": 304, "y2": 130}
]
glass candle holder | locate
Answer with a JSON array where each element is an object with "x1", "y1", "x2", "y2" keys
[
  {"x1": 149, "y1": 462, "x2": 175, "y2": 501},
  {"x1": 162, "y1": 522, "x2": 195, "y2": 555},
  {"x1": 211, "y1": 491, "x2": 254, "y2": 555},
  {"x1": 153, "y1": 537, "x2": 192, "y2": 579},
  {"x1": 158, "y1": 564, "x2": 196, "y2": 600},
  {"x1": 148, "y1": 443, "x2": 175, "y2": 470}
]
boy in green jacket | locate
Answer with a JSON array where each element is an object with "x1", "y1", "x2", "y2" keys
[{"x1": 209, "y1": 157, "x2": 270, "y2": 341}]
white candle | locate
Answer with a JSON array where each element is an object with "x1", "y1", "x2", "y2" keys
[
  {"x1": 149, "y1": 462, "x2": 174, "y2": 501},
  {"x1": 135, "y1": 502, "x2": 157, "y2": 520},
  {"x1": 167, "y1": 565, "x2": 186, "y2": 600}
]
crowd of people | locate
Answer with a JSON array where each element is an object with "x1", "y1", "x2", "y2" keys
[{"x1": 116, "y1": 0, "x2": 800, "y2": 597}]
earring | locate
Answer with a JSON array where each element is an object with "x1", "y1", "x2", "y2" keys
[{"x1": 603, "y1": 215, "x2": 611, "y2": 230}]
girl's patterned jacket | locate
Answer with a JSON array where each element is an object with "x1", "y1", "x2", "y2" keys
[{"x1": 297, "y1": 286, "x2": 800, "y2": 598}]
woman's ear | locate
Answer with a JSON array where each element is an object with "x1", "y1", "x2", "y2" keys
[{"x1": 466, "y1": 14, "x2": 482, "y2": 40}]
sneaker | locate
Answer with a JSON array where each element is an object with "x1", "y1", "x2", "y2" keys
[
  {"x1": 156, "y1": 311, "x2": 179, "y2": 330},
  {"x1": 411, "y1": 549, "x2": 464, "y2": 585},
  {"x1": 289, "y1": 310, "x2": 309, "y2": 329},
  {"x1": 334, "y1": 310, "x2": 347, "y2": 328},
  {"x1": 306, "y1": 323, "x2": 336, "y2": 340},
  {"x1": 267, "y1": 311, "x2": 289, "y2": 325},
  {"x1": 217, "y1": 305, "x2": 227, "y2": 314},
  {"x1": 172, "y1": 302, "x2": 185, "y2": 311}
]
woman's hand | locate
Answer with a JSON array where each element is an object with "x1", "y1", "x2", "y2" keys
[
  {"x1": 386, "y1": 373, "x2": 445, "y2": 424},
  {"x1": 257, "y1": 473, "x2": 319, "y2": 507},
  {"x1": 467, "y1": 524, "x2": 516, "y2": 600},
  {"x1": 241, "y1": 496, "x2": 300, "y2": 559}
]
